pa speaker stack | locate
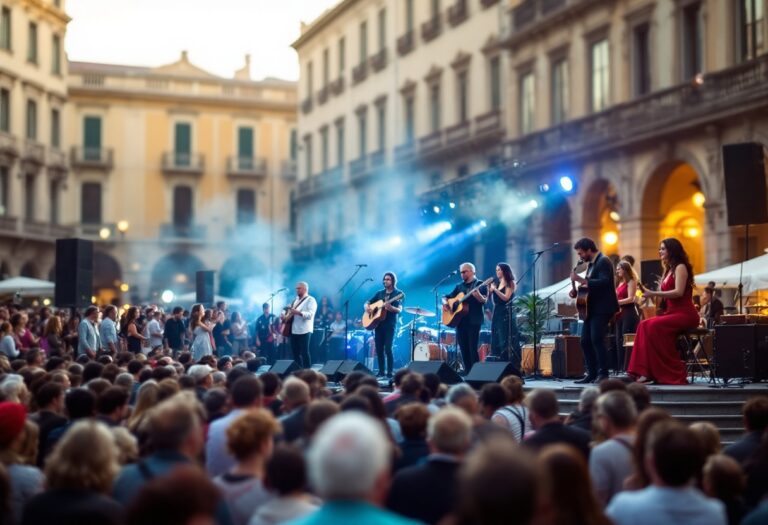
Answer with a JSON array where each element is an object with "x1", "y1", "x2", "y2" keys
[
  {"x1": 269, "y1": 360, "x2": 300, "y2": 378},
  {"x1": 722, "y1": 142, "x2": 768, "y2": 227},
  {"x1": 319, "y1": 360, "x2": 373, "y2": 382},
  {"x1": 55, "y1": 238, "x2": 93, "y2": 307},
  {"x1": 406, "y1": 361, "x2": 463, "y2": 385},
  {"x1": 464, "y1": 362, "x2": 518, "y2": 388}
]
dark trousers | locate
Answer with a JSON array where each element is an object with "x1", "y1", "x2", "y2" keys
[
  {"x1": 457, "y1": 322, "x2": 481, "y2": 372},
  {"x1": 581, "y1": 312, "x2": 613, "y2": 377},
  {"x1": 260, "y1": 341, "x2": 276, "y2": 365},
  {"x1": 290, "y1": 333, "x2": 312, "y2": 368},
  {"x1": 374, "y1": 325, "x2": 395, "y2": 375},
  {"x1": 614, "y1": 307, "x2": 640, "y2": 373}
]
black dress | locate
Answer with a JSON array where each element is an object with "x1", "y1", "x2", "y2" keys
[{"x1": 491, "y1": 286, "x2": 522, "y2": 373}]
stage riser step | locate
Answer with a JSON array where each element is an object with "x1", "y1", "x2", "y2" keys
[
  {"x1": 525, "y1": 386, "x2": 764, "y2": 403},
  {"x1": 557, "y1": 400, "x2": 745, "y2": 418}
]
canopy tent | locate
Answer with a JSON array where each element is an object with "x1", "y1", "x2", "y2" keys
[
  {"x1": 0, "y1": 277, "x2": 55, "y2": 297},
  {"x1": 533, "y1": 271, "x2": 586, "y2": 303},
  {"x1": 173, "y1": 292, "x2": 244, "y2": 307},
  {"x1": 695, "y1": 253, "x2": 768, "y2": 295}
]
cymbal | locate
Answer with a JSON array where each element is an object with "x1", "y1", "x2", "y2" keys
[{"x1": 405, "y1": 306, "x2": 436, "y2": 317}]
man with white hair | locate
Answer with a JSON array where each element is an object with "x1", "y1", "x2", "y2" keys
[
  {"x1": 387, "y1": 407, "x2": 473, "y2": 524},
  {"x1": 284, "y1": 282, "x2": 317, "y2": 369},
  {"x1": 443, "y1": 262, "x2": 487, "y2": 372},
  {"x1": 286, "y1": 412, "x2": 420, "y2": 525}
]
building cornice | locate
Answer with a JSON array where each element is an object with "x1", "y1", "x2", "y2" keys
[{"x1": 291, "y1": 0, "x2": 362, "y2": 50}]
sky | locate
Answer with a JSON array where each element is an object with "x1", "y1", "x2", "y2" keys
[{"x1": 66, "y1": 0, "x2": 340, "y2": 81}]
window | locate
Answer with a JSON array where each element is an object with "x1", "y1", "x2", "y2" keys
[
  {"x1": 0, "y1": 88, "x2": 9, "y2": 132},
  {"x1": 431, "y1": 0, "x2": 440, "y2": 17},
  {"x1": 404, "y1": 95, "x2": 415, "y2": 143},
  {"x1": 26, "y1": 99, "x2": 37, "y2": 140},
  {"x1": 682, "y1": 2, "x2": 702, "y2": 79},
  {"x1": 359, "y1": 21, "x2": 368, "y2": 65},
  {"x1": 304, "y1": 136, "x2": 313, "y2": 177},
  {"x1": 320, "y1": 127, "x2": 329, "y2": 171},
  {"x1": 739, "y1": 0, "x2": 765, "y2": 61},
  {"x1": 519, "y1": 71, "x2": 535, "y2": 134},
  {"x1": 290, "y1": 129, "x2": 298, "y2": 160},
  {"x1": 24, "y1": 174, "x2": 35, "y2": 221},
  {"x1": 81, "y1": 183, "x2": 102, "y2": 224},
  {"x1": 357, "y1": 110, "x2": 367, "y2": 157},
  {"x1": 83, "y1": 116, "x2": 102, "y2": 160},
  {"x1": 590, "y1": 39, "x2": 610, "y2": 112},
  {"x1": 457, "y1": 71, "x2": 469, "y2": 122},
  {"x1": 358, "y1": 192, "x2": 367, "y2": 229},
  {"x1": 174, "y1": 122, "x2": 192, "y2": 166},
  {"x1": 1, "y1": 7, "x2": 11, "y2": 51},
  {"x1": 27, "y1": 22, "x2": 37, "y2": 63},
  {"x1": 338, "y1": 37, "x2": 346, "y2": 74},
  {"x1": 336, "y1": 120, "x2": 345, "y2": 166},
  {"x1": 49, "y1": 179, "x2": 59, "y2": 224},
  {"x1": 51, "y1": 108, "x2": 60, "y2": 148},
  {"x1": 378, "y1": 8, "x2": 386, "y2": 50},
  {"x1": 0, "y1": 166, "x2": 8, "y2": 216},
  {"x1": 306, "y1": 61, "x2": 313, "y2": 95},
  {"x1": 52, "y1": 34, "x2": 61, "y2": 74},
  {"x1": 429, "y1": 84, "x2": 440, "y2": 132},
  {"x1": 633, "y1": 23, "x2": 651, "y2": 96},
  {"x1": 322, "y1": 48, "x2": 330, "y2": 86},
  {"x1": 405, "y1": 0, "x2": 414, "y2": 31},
  {"x1": 237, "y1": 126, "x2": 254, "y2": 169},
  {"x1": 377, "y1": 101, "x2": 386, "y2": 151},
  {"x1": 236, "y1": 189, "x2": 256, "y2": 225},
  {"x1": 489, "y1": 56, "x2": 501, "y2": 110},
  {"x1": 551, "y1": 58, "x2": 568, "y2": 124},
  {"x1": 173, "y1": 185, "x2": 193, "y2": 227}
]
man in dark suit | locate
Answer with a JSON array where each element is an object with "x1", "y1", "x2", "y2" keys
[
  {"x1": 386, "y1": 407, "x2": 473, "y2": 524},
  {"x1": 570, "y1": 237, "x2": 619, "y2": 383},
  {"x1": 523, "y1": 389, "x2": 591, "y2": 460}
]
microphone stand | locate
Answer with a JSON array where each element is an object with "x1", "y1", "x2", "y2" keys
[
  {"x1": 343, "y1": 278, "x2": 372, "y2": 360},
  {"x1": 431, "y1": 271, "x2": 457, "y2": 364}
]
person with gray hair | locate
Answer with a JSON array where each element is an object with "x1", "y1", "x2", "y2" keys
[
  {"x1": 387, "y1": 408, "x2": 473, "y2": 524},
  {"x1": 285, "y1": 282, "x2": 317, "y2": 369},
  {"x1": 443, "y1": 262, "x2": 488, "y2": 371},
  {"x1": 291, "y1": 412, "x2": 419, "y2": 525},
  {"x1": 566, "y1": 386, "x2": 600, "y2": 432},
  {"x1": 590, "y1": 390, "x2": 638, "y2": 507}
]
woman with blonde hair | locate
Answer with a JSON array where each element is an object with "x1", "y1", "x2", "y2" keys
[
  {"x1": 127, "y1": 380, "x2": 160, "y2": 435},
  {"x1": 21, "y1": 420, "x2": 123, "y2": 524},
  {"x1": 615, "y1": 260, "x2": 640, "y2": 373}
]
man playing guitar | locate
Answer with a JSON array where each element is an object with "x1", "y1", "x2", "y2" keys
[
  {"x1": 443, "y1": 262, "x2": 488, "y2": 373},
  {"x1": 569, "y1": 238, "x2": 619, "y2": 384},
  {"x1": 283, "y1": 281, "x2": 317, "y2": 369},
  {"x1": 364, "y1": 272, "x2": 403, "y2": 378}
]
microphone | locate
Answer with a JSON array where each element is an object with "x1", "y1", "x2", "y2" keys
[
  {"x1": 356, "y1": 264, "x2": 368, "y2": 267},
  {"x1": 449, "y1": 270, "x2": 458, "y2": 276},
  {"x1": 277, "y1": 287, "x2": 288, "y2": 293},
  {"x1": 364, "y1": 277, "x2": 374, "y2": 282}
]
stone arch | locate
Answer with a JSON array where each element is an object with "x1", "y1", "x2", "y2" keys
[
  {"x1": 150, "y1": 252, "x2": 206, "y2": 295},
  {"x1": 20, "y1": 261, "x2": 38, "y2": 278},
  {"x1": 0, "y1": 261, "x2": 10, "y2": 280},
  {"x1": 219, "y1": 254, "x2": 264, "y2": 298},
  {"x1": 93, "y1": 251, "x2": 123, "y2": 303},
  {"x1": 537, "y1": 195, "x2": 572, "y2": 287}
]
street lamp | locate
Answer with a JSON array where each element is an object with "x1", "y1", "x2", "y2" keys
[{"x1": 99, "y1": 227, "x2": 111, "y2": 240}]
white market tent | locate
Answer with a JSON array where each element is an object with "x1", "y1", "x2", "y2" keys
[
  {"x1": 174, "y1": 292, "x2": 244, "y2": 307},
  {"x1": 695, "y1": 253, "x2": 768, "y2": 295},
  {"x1": 0, "y1": 277, "x2": 55, "y2": 297},
  {"x1": 532, "y1": 271, "x2": 586, "y2": 303}
]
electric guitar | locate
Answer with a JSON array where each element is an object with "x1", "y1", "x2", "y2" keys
[
  {"x1": 281, "y1": 296, "x2": 309, "y2": 337},
  {"x1": 570, "y1": 261, "x2": 589, "y2": 321},
  {"x1": 362, "y1": 292, "x2": 405, "y2": 330},
  {"x1": 442, "y1": 277, "x2": 494, "y2": 328}
]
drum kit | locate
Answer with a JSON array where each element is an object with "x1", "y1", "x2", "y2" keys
[{"x1": 397, "y1": 305, "x2": 464, "y2": 370}]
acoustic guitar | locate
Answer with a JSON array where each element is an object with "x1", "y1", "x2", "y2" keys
[
  {"x1": 442, "y1": 277, "x2": 494, "y2": 328},
  {"x1": 362, "y1": 292, "x2": 405, "y2": 330},
  {"x1": 570, "y1": 261, "x2": 589, "y2": 321},
  {"x1": 281, "y1": 296, "x2": 309, "y2": 337}
]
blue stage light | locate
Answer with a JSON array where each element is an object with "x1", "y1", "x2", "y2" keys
[{"x1": 559, "y1": 176, "x2": 574, "y2": 192}]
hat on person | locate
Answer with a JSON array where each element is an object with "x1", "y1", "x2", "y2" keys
[
  {"x1": 0, "y1": 402, "x2": 27, "y2": 447},
  {"x1": 187, "y1": 364, "x2": 214, "y2": 382}
]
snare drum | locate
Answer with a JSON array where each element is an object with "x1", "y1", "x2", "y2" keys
[
  {"x1": 413, "y1": 342, "x2": 447, "y2": 361},
  {"x1": 416, "y1": 326, "x2": 437, "y2": 343},
  {"x1": 440, "y1": 329, "x2": 456, "y2": 346}
]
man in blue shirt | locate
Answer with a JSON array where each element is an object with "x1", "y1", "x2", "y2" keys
[
  {"x1": 99, "y1": 305, "x2": 119, "y2": 354},
  {"x1": 77, "y1": 306, "x2": 100, "y2": 359}
]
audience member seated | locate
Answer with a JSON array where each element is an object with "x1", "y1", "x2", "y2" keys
[
  {"x1": 0, "y1": 402, "x2": 43, "y2": 525},
  {"x1": 724, "y1": 396, "x2": 768, "y2": 465},
  {"x1": 393, "y1": 403, "x2": 430, "y2": 471},
  {"x1": 623, "y1": 408, "x2": 673, "y2": 491},
  {"x1": 384, "y1": 373, "x2": 424, "y2": 417},
  {"x1": 565, "y1": 387, "x2": 599, "y2": 433},
  {"x1": 489, "y1": 376, "x2": 531, "y2": 442},
  {"x1": 702, "y1": 454, "x2": 747, "y2": 525},
  {"x1": 278, "y1": 378, "x2": 311, "y2": 444},
  {"x1": 523, "y1": 389, "x2": 590, "y2": 460}
]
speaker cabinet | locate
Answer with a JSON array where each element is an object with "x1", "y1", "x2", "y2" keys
[
  {"x1": 269, "y1": 360, "x2": 300, "y2": 378},
  {"x1": 319, "y1": 360, "x2": 345, "y2": 382},
  {"x1": 552, "y1": 335, "x2": 585, "y2": 378},
  {"x1": 722, "y1": 142, "x2": 768, "y2": 226},
  {"x1": 465, "y1": 362, "x2": 519, "y2": 388},
  {"x1": 196, "y1": 271, "x2": 215, "y2": 305},
  {"x1": 337, "y1": 359, "x2": 373, "y2": 378},
  {"x1": 714, "y1": 324, "x2": 768, "y2": 380},
  {"x1": 407, "y1": 361, "x2": 463, "y2": 385},
  {"x1": 55, "y1": 238, "x2": 93, "y2": 308}
]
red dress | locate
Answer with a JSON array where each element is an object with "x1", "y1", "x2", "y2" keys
[{"x1": 627, "y1": 271, "x2": 699, "y2": 385}]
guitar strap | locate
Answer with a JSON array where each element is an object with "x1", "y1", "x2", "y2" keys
[{"x1": 291, "y1": 295, "x2": 309, "y2": 311}]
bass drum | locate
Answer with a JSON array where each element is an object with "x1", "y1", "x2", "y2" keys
[{"x1": 413, "y1": 342, "x2": 447, "y2": 361}]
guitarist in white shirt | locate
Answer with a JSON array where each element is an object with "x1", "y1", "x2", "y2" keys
[
  {"x1": 443, "y1": 262, "x2": 488, "y2": 373},
  {"x1": 285, "y1": 281, "x2": 318, "y2": 368},
  {"x1": 364, "y1": 272, "x2": 403, "y2": 378}
]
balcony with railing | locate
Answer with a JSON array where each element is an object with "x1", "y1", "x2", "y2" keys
[
  {"x1": 370, "y1": 49, "x2": 388, "y2": 73},
  {"x1": 506, "y1": 0, "x2": 587, "y2": 46},
  {"x1": 0, "y1": 132, "x2": 18, "y2": 158},
  {"x1": 448, "y1": 0, "x2": 469, "y2": 27},
  {"x1": 226, "y1": 156, "x2": 267, "y2": 178},
  {"x1": 75, "y1": 222, "x2": 117, "y2": 240},
  {"x1": 160, "y1": 223, "x2": 207, "y2": 241},
  {"x1": 282, "y1": 159, "x2": 297, "y2": 180},
  {"x1": 397, "y1": 30, "x2": 415, "y2": 56},
  {"x1": 161, "y1": 152, "x2": 204, "y2": 175},
  {"x1": 71, "y1": 147, "x2": 114, "y2": 171},
  {"x1": 23, "y1": 220, "x2": 75, "y2": 238},
  {"x1": 349, "y1": 155, "x2": 368, "y2": 179},
  {"x1": 513, "y1": 0, "x2": 536, "y2": 31},
  {"x1": 21, "y1": 141, "x2": 45, "y2": 166},
  {"x1": 47, "y1": 148, "x2": 68, "y2": 171},
  {"x1": 317, "y1": 86, "x2": 329, "y2": 105},
  {"x1": 329, "y1": 77, "x2": 345, "y2": 96},
  {"x1": 297, "y1": 177, "x2": 313, "y2": 198},
  {"x1": 419, "y1": 130, "x2": 443, "y2": 153},
  {"x1": 394, "y1": 141, "x2": 416, "y2": 163},
  {"x1": 370, "y1": 149, "x2": 385, "y2": 168},
  {"x1": 352, "y1": 62, "x2": 368, "y2": 84},
  {"x1": 445, "y1": 121, "x2": 471, "y2": 145},
  {"x1": 301, "y1": 97, "x2": 313, "y2": 114},
  {"x1": 421, "y1": 15, "x2": 442, "y2": 42},
  {"x1": 315, "y1": 166, "x2": 343, "y2": 192}
]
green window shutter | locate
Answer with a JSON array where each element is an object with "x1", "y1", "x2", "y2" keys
[
  {"x1": 83, "y1": 116, "x2": 101, "y2": 160},
  {"x1": 174, "y1": 123, "x2": 191, "y2": 166},
  {"x1": 237, "y1": 127, "x2": 253, "y2": 170}
]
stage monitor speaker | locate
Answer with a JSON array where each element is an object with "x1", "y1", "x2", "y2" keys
[
  {"x1": 319, "y1": 360, "x2": 346, "y2": 382},
  {"x1": 269, "y1": 360, "x2": 300, "y2": 378},
  {"x1": 196, "y1": 271, "x2": 215, "y2": 305},
  {"x1": 640, "y1": 260, "x2": 663, "y2": 289},
  {"x1": 407, "y1": 361, "x2": 463, "y2": 385},
  {"x1": 54, "y1": 238, "x2": 93, "y2": 308},
  {"x1": 714, "y1": 324, "x2": 768, "y2": 381},
  {"x1": 337, "y1": 360, "x2": 374, "y2": 379},
  {"x1": 722, "y1": 142, "x2": 768, "y2": 226},
  {"x1": 465, "y1": 362, "x2": 518, "y2": 388}
]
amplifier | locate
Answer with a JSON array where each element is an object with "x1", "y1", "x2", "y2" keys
[
  {"x1": 714, "y1": 324, "x2": 768, "y2": 380},
  {"x1": 552, "y1": 335, "x2": 584, "y2": 378},
  {"x1": 522, "y1": 343, "x2": 554, "y2": 376}
]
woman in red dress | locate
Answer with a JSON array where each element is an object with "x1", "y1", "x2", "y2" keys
[{"x1": 627, "y1": 238, "x2": 699, "y2": 385}]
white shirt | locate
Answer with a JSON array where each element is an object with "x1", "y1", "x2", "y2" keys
[
  {"x1": 147, "y1": 319, "x2": 164, "y2": 348},
  {"x1": 606, "y1": 486, "x2": 726, "y2": 525},
  {"x1": 290, "y1": 295, "x2": 317, "y2": 335}
]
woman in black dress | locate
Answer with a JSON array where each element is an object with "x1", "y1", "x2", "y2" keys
[
  {"x1": 120, "y1": 306, "x2": 145, "y2": 354},
  {"x1": 489, "y1": 262, "x2": 522, "y2": 375}
]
